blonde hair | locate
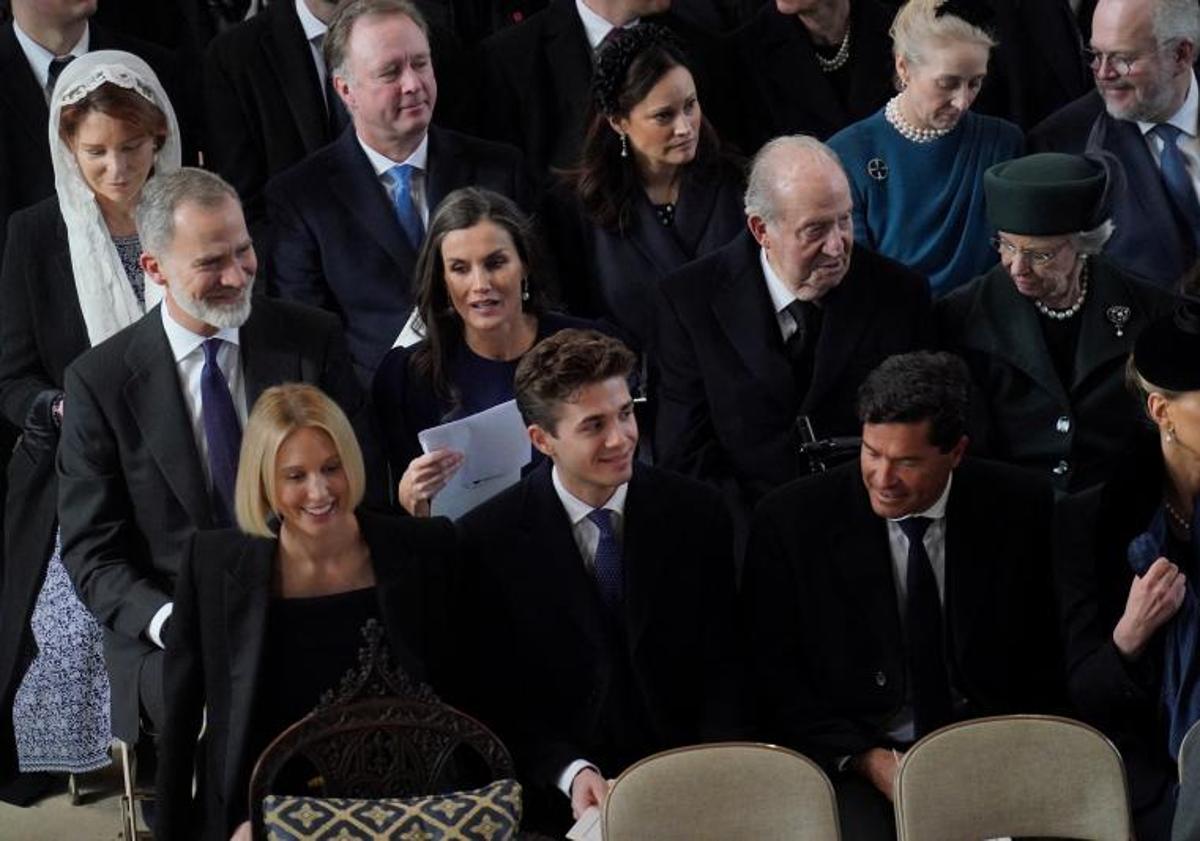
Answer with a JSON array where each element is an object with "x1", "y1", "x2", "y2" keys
[
  {"x1": 234, "y1": 383, "x2": 366, "y2": 537},
  {"x1": 890, "y1": 0, "x2": 996, "y2": 67}
]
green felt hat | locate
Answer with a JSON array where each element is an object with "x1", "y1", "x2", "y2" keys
[{"x1": 984, "y1": 153, "x2": 1109, "y2": 236}]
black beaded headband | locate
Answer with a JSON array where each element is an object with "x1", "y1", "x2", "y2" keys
[
  {"x1": 591, "y1": 23, "x2": 686, "y2": 117},
  {"x1": 934, "y1": 0, "x2": 995, "y2": 33}
]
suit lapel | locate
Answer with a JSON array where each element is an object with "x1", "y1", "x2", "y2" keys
[
  {"x1": 628, "y1": 193, "x2": 690, "y2": 275},
  {"x1": 122, "y1": 309, "x2": 213, "y2": 527},
  {"x1": 264, "y1": 0, "x2": 328, "y2": 154},
  {"x1": 1091, "y1": 113, "x2": 1190, "y2": 243},
  {"x1": 712, "y1": 235, "x2": 797, "y2": 412},
  {"x1": 425, "y1": 126, "x2": 464, "y2": 212},
  {"x1": 669, "y1": 169, "x2": 722, "y2": 261},
  {"x1": 1071, "y1": 260, "x2": 1140, "y2": 391},
  {"x1": 942, "y1": 467, "x2": 989, "y2": 676},
  {"x1": 834, "y1": 476, "x2": 904, "y2": 659},
  {"x1": 0, "y1": 23, "x2": 50, "y2": 149},
  {"x1": 222, "y1": 538, "x2": 273, "y2": 805},
  {"x1": 362, "y1": 518, "x2": 429, "y2": 684},
  {"x1": 620, "y1": 468, "x2": 665, "y2": 653},
  {"x1": 327, "y1": 129, "x2": 418, "y2": 270},
  {"x1": 802, "y1": 254, "x2": 873, "y2": 413},
  {"x1": 239, "y1": 303, "x2": 303, "y2": 408}
]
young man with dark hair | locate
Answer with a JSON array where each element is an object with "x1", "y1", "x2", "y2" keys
[
  {"x1": 742, "y1": 350, "x2": 1066, "y2": 841},
  {"x1": 457, "y1": 328, "x2": 744, "y2": 834}
]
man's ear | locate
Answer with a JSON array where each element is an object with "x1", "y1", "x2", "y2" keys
[
  {"x1": 140, "y1": 252, "x2": 167, "y2": 288},
  {"x1": 529, "y1": 424, "x2": 555, "y2": 459},
  {"x1": 747, "y1": 214, "x2": 769, "y2": 248},
  {"x1": 949, "y1": 434, "x2": 969, "y2": 468}
]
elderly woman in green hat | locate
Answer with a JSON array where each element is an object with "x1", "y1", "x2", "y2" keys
[{"x1": 937, "y1": 152, "x2": 1183, "y2": 492}]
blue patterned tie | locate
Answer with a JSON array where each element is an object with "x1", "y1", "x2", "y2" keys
[
  {"x1": 388, "y1": 163, "x2": 424, "y2": 249},
  {"x1": 898, "y1": 516, "x2": 952, "y2": 739},
  {"x1": 202, "y1": 339, "x2": 242, "y2": 526},
  {"x1": 1152, "y1": 123, "x2": 1200, "y2": 246},
  {"x1": 587, "y1": 508, "x2": 623, "y2": 609}
]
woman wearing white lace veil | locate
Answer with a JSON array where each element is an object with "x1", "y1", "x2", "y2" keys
[{"x1": 0, "y1": 49, "x2": 180, "y2": 786}]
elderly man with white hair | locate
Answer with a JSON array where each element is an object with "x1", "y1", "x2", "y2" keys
[
  {"x1": 1031, "y1": 0, "x2": 1200, "y2": 288},
  {"x1": 653, "y1": 134, "x2": 931, "y2": 545}
]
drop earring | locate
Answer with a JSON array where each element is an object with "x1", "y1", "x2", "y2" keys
[
  {"x1": 1167, "y1": 424, "x2": 1178, "y2": 443},
  {"x1": 620, "y1": 133, "x2": 629, "y2": 158},
  {"x1": 521, "y1": 276, "x2": 530, "y2": 301}
]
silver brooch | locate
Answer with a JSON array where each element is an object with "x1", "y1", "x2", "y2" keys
[
  {"x1": 1106, "y1": 305, "x2": 1132, "y2": 337},
  {"x1": 867, "y1": 158, "x2": 889, "y2": 181}
]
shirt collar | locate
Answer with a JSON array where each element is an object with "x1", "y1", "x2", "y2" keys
[
  {"x1": 889, "y1": 472, "x2": 953, "y2": 524},
  {"x1": 159, "y1": 301, "x2": 242, "y2": 364},
  {"x1": 358, "y1": 132, "x2": 429, "y2": 177},
  {"x1": 574, "y1": 0, "x2": 639, "y2": 51},
  {"x1": 12, "y1": 19, "x2": 89, "y2": 91},
  {"x1": 294, "y1": 0, "x2": 327, "y2": 42},
  {"x1": 1138, "y1": 71, "x2": 1199, "y2": 137},
  {"x1": 551, "y1": 464, "x2": 629, "y2": 526},
  {"x1": 759, "y1": 247, "x2": 799, "y2": 314}
]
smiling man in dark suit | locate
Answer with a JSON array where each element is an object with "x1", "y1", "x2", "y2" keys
[
  {"x1": 458, "y1": 329, "x2": 744, "y2": 835},
  {"x1": 743, "y1": 351, "x2": 1066, "y2": 841},
  {"x1": 654, "y1": 134, "x2": 931, "y2": 542},
  {"x1": 266, "y1": 0, "x2": 534, "y2": 382},
  {"x1": 58, "y1": 168, "x2": 368, "y2": 745}
]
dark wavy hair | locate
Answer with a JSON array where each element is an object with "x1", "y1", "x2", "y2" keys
[
  {"x1": 566, "y1": 24, "x2": 723, "y2": 232},
  {"x1": 409, "y1": 187, "x2": 550, "y2": 408},
  {"x1": 515, "y1": 329, "x2": 637, "y2": 434}
]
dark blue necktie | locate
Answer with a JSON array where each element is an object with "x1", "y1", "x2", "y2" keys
[
  {"x1": 388, "y1": 164, "x2": 424, "y2": 249},
  {"x1": 45, "y1": 55, "x2": 73, "y2": 100},
  {"x1": 202, "y1": 339, "x2": 242, "y2": 526},
  {"x1": 898, "y1": 516, "x2": 953, "y2": 739},
  {"x1": 1152, "y1": 123, "x2": 1200, "y2": 246},
  {"x1": 587, "y1": 508, "x2": 623, "y2": 609}
]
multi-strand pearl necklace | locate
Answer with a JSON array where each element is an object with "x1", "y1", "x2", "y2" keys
[
  {"x1": 814, "y1": 22, "x2": 852, "y2": 73},
  {"x1": 884, "y1": 95, "x2": 952, "y2": 143},
  {"x1": 1034, "y1": 259, "x2": 1089, "y2": 321}
]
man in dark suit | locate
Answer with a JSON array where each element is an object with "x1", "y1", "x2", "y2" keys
[
  {"x1": 267, "y1": 0, "x2": 533, "y2": 381},
  {"x1": 1029, "y1": 0, "x2": 1200, "y2": 287},
  {"x1": 476, "y1": 0, "x2": 715, "y2": 177},
  {"x1": 0, "y1": 0, "x2": 200, "y2": 260},
  {"x1": 744, "y1": 351, "x2": 1065, "y2": 840},
  {"x1": 58, "y1": 168, "x2": 368, "y2": 745},
  {"x1": 655, "y1": 135, "x2": 931, "y2": 539},
  {"x1": 458, "y1": 329, "x2": 744, "y2": 834}
]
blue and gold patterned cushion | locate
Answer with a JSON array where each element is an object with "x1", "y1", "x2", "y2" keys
[{"x1": 262, "y1": 778, "x2": 522, "y2": 840}]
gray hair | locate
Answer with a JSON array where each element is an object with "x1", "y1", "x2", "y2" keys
[
  {"x1": 1152, "y1": 0, "x2": 1200, "y2": 48},
  {"x1": 325, "y1": 0, "x2": 429, "y2": 83},
  {"x1": 890, "y1": 0, "x2": 997, "y2": 66},
  {"x1": 1069, "y1": 219, "x2": 1116, "y2": 255},
  {"x1": 136, "y1": 167, "x2": 239, "y2": 256},
  {"x1": 744, "y1": 135, "x2": 845, "y2": 223}
]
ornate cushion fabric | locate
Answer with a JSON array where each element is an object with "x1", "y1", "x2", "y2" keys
[{"x1": 263, "y1": 778, "x2": 522, "y2": 840}]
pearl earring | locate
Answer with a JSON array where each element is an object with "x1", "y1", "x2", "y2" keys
[
  {"x1": 620, "y1": 133, "x2": 629, "y2": 158},
  {"x1": 521, "y1": 276, "x2": 530, "y2": 301},
  {"x1": 1167, "y1": 425, "x2": 1178, "y2": 443}
]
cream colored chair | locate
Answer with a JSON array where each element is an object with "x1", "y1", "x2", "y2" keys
[
  {"x1": 894, "y1": 715, "x2": 1131, "y2": 841},
  {"x1": 602, "y1": 742, "x2": 841, "y2": 841},
  {"x1": 1180, "y1": 718, "x2": 1200, "y2": 783}
]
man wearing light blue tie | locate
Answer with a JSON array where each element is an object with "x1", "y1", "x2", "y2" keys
[{"x1": 265, "y1": 0, "x2": 535, "y2": 383}]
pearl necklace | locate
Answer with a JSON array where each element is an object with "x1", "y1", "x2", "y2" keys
[
  {"x1": 884, "y1": 95, "x2": 952, "y2": 143},
  {"x1": 814, "y1": 21, "x2": 852, "y2": 73},
  {"x1": 1034, "y1": 260, "x2": 1089, "y2": 321},
  {"x1": 1165, "y1": 497, "x2": 1193, "y2": 534}
]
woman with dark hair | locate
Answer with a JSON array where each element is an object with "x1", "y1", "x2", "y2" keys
[
  {"x1": 373, "y1": 187, "x2": 595, "y2": 516},
  {"x1": 0, "y1": 51, "x2": 180, "y2": 784},
  {"x1": 542, "y1": 23, "x2": 744, "y2": 351}
]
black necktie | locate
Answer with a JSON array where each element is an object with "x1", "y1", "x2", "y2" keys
[
  {"x1": 784, "y1": 299, "x2": 820, "y2": 397},
  {"x1": 46, "y1": 55, "x2": 74, "y2": 100},
  {"x1": 898, "y1": 516, "x2": 953, "y2": 739}
]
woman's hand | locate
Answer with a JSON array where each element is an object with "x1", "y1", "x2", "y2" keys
[
  {"x1": 397, "y1": 449, "x2": 464, "y2": 516},
  {"x1": 1113, "y1": 556, "x2": 1187, "y2": 660}
]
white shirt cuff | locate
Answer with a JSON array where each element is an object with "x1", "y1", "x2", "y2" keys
[
  {"x1": 148, "y1": 602, "x2": 174, "y2": 649},
  {"x1": 557, "y1": 759, "x2": 599, "y2": 798}
]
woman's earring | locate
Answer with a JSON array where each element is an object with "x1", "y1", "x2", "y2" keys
[
  {"x1": 521, "y1": 276, "x2": 530, "y2": 302},
  {"x1": 620, "y1": 133, "x2": 629, "y2": 159},
  {"x1": 1167, "y1": 424, "x2": 1178, "y2": 443}
]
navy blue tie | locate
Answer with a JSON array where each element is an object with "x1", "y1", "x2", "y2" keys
[
  {"x1": 388, "y1": 164, "x2": 424, "y2": 249},
  {"x1": 201, "y1": 339, "x2": 242, "y2": 526},
  {"x1": 1153, "y1": 123, "x2": 1200, "y2": 246},
  {"x1": 587, "y1": 508, "x2": 623, "y2": 609},
  {"x1": 898, "y1": 516, "x2": 953, "y2": 739}
]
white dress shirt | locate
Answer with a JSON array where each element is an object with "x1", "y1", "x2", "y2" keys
[
  {"x1": 549, "y1": 465, "x2": 629, "y2": 796},
  {"x1": 147, "y1": 305, "x2": 249, "y2": 648},
  {"x1": 759, "y1": 247, "x2": 807, "y2": 343},
  {"x1": 358, "y1": 132, "x2": 431, "y2": 229},
  {"x1": 294, "y1": 0, "x2": 330, "y2": 96},
  {"x1": 1137, "y1": 72, "x2": 1200, "y2": 205},
  {"x1": 575, "y1": 0, "x2": 639, "y2": 51},
  {"x1": 882, "y1": 475, "x2": 952, "y2": 744},
  {"x1": 12, "y1": 19, "x2": 89, "y2": 100}
]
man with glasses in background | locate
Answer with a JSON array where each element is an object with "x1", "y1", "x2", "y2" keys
[{"x1": 1031, "y1": 0, "x2": 1200, "y2": 289}]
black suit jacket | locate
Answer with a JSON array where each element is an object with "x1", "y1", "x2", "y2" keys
[
  {"x1": 655, "y1": 231, "x2": 932, "y2": 512},
  {"x1": 156, "y1": 509, "x2": 459, "y2": 841},
  {"x1": 1030, "y1": 90, "x2": 1195, "y2": 288},
  {"x1": 58, "y1": 298, "x2": 367, "y2": 741},
  {"x1": 743, "y1": 458, "x2": 1065, "y2": 768},
  {"x1": 266, "y1": 125, "x2": 534, "y2": 380},
  {"x1": 0, "y1": 20, "x2": 200, "y2": 259},
  {"x1": 457, "y1": 462, "x2": 745, "y2": 829},
  {"x1": 715, "y1": 0, "x2": 894, "y2": 154}
]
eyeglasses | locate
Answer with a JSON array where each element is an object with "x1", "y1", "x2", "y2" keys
[
  {"x1": 1081, "y1": 47, "x2": 1159, "y2": 76},
  {"x1": 990, "y1": 236, "x2": 1069, "y2": 265}
]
